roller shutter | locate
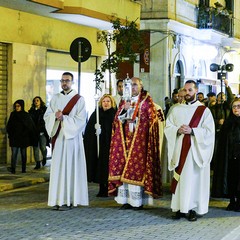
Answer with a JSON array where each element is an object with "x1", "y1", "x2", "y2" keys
[{"x1": 0, "y1": 43, "x2": 8, "y2": 163}]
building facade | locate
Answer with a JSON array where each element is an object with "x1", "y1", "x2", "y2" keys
[
  {"x1": 0, "y1": 0, "x2": 141, "y2": 163},
  {"x1": 139, "y1": 0, "x2": 240, "y2": 107}
]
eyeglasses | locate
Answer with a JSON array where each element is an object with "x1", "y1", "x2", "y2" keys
[
  {"x1": 232, "y1": 104, "x2": 240, "y2": 109},
  {"x1": 60, "y1": 79, "x2": 71, "y2": 83}
]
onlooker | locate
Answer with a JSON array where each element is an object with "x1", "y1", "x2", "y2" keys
[
  {"x1": 28, "y1": 96, "x2": 49, "y2": 169},
  {"x1": 210, "y1": 80, "x2": 234, "y2": 132},
  {"x1": 84, "y1": 94, "x2": 117, "y2": 197},
  {"x1": 113, "y1": 79, "x2": 123, "y2": 107},
  {"x1": 108, "y1": 77, "x2": 162, "y2": 210},
  {"x1": 171, "y1": 88, "x2": 179, "y2": 104},
  {"x1": 206, "y1": 92, "x2": 216, "y2": 107},
  {"x1": 211, "y1": 98, "x2": 240, "y2": 212},
  {"x1": 163, "y1": 96, "x2": 171, "y2": 117},
  {"x1": 44, "y1": 72, "x2": 89, "y2": 210},
  {"x1": 164, "y1": 80, "x2": 215, "y2": 221},
  {"x1": 209, "y1": 79, "x2": 234, "y2": 170},
  {"x1": 164, "y1": 89, "x2": 179, "y2": 117},
  {"x1": 7, "y1": 99, "x2": 37, "y2": 174},
  {"x1": 178, "y1": 88, "x2": 186, "y2": 104},
  {"x1": 197, "y1": 92, "x2": 205, "y2": 103}
]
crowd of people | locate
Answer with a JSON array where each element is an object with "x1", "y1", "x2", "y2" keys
[{"x1": 6, "y1": 71, "x2": 240, "y2": 219}]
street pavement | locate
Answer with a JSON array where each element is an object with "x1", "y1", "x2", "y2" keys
[{"x1": 0, "y1": 162, "x2": 240, "y2": 240}]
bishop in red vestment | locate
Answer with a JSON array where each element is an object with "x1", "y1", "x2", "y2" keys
[{"x1": 108, "y1": 77, "x2": 162, "y2": 209}]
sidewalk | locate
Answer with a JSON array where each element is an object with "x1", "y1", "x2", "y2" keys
[{"x1": 0, "y1": 161, "x2": 50, "y2": 192}]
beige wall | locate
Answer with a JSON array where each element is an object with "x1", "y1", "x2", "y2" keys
[
  {"x1": 234, "y1": 1, "x2": 240, "y2": 38},
  {"x1": 141, "y1": 0, "x2": 198, "y2": 27}
]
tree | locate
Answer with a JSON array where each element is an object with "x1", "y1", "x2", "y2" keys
[{"x1": 96, "y1": 17, "x2": 145, "y2": 94}]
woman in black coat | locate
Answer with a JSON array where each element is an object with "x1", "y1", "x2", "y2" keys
[
  {"x1": 28, "y1": 96, "x2": 50, "y2": 169},
  {"x1": 84, "y1": 94, "x2": 117, "y2": 197},
  {"x1": 211, "y1": 97, "x2": 240, "y2": 211},
  {"x1": 7, "y1": 99, "x2": 37, "y2": 174}
]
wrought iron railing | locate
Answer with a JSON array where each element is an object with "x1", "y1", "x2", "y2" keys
[{"x1": 197, "y1": 7, "x2": 233, "y2": 36}]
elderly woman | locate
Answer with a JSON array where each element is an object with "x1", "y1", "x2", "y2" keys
[
  {"x1": 84, "y1": 94, "x2": 117, "y2": 197},
  {"x1": 212, "y1": 98, "x2": 240, "y2": 212}
]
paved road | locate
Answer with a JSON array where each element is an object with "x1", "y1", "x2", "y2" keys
[{"x1": 0, "y1": 182, "x2": 240, "y2": 240}]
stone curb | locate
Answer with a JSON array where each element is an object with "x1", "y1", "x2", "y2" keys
[{"x1": 0, "y1": 173, "x2": 49, "y2": 192}]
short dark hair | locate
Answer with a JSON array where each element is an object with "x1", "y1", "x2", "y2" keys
[
  {"x1": 207, "y1": 92, "x2": 216, "y2": 97},
  {"x1": 172, "y1": 88, "x2": 178, "y2": 94},
  {"x1": 197, "y1": 92, "x2": 204, "y2": 96},
  {"x1": 62, "y1": 72, "x2": 74, "y2": 81},
  {"x1": 185, "y1": 80, "x2": 197, "y2": 89},
  {"x1": 116, "y1": 79, "x2": 123, "y2": 86}
]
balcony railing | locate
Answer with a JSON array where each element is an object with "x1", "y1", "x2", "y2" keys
[{"x1": 197, "y1": 6, "x2": 233, "y2": 36}]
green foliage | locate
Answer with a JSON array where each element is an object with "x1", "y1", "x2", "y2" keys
[{"x1": 95, "y1": 17, "x2": 145, "y2": 88}]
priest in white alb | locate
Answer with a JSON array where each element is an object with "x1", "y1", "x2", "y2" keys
[
  {"x1": 44, "y1": 72, "x2": 89, "y2": 210},
  {"x1": 164, "y1": 80, "x2": 215, "y2": 221}
]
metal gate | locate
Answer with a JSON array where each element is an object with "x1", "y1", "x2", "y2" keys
[{"x1": 0, "y1": 43, "x2": 8, "y2": 163}]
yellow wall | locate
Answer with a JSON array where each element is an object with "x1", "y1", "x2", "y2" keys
[
  {"x1": 10, "y1": 43, "x2": 46, "y2": 109},
  {"x1": 64, "y1": 0, "x2": 141, "y2": 25},
  {"x1": 0, "y1": 6, "x2": 105, "y2": 56}
]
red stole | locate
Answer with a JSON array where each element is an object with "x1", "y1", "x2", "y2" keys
[
  {"x1": 51, "y1": 94, "x2": 80, "y2": 151},
  {"x1": 171, "y1": 105, "x2": 206, "y2": 194}
]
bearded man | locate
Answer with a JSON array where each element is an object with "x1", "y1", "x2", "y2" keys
[
  {"x1": 164, "y1": 80, "x2": 215, "y2": 221},
  {"x1": 108, "y1": 77, "x2": 162, "y2": 210}
]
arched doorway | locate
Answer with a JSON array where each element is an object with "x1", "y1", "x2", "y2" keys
[{"x1": 174, "y1": 60, "x2": 185, "y2": 90}]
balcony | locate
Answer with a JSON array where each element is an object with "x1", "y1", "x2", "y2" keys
[{"x1": 197, "y1": 6, "x2": 233, "y2": 36}]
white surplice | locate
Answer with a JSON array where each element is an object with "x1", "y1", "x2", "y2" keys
[
  {"x1": 164, "y1": 101, "x2": 215, "y2": 215},
  {"x1": 44, "y1": 90, "x2": 89, "y2": 207}
]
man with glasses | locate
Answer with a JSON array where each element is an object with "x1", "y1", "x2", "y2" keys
[{"x1": 44, "y1": 72, "x2": 89, "y2": 211}]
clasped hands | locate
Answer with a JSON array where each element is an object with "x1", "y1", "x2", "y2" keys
[
  {"x1": 55, "y1": 110, "x2": 63, "y2": 121},
  {"x1": 178, "y1": 124, "x2": 192, "y2": 135}
]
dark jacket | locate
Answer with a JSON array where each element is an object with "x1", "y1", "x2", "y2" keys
[
  {"x1": 211, "y1": 112, "x2": 240, "y2": 198},
  {"x1": 84, "y1": 107, "x2": 116, "y2": 184},
  {"x1": 7, "y1": 100, "x2": 38, "y2": 148},
  {"x1": 210, "y1": 86, "x2": 234, "y2": 131},
  {"x1": 28, "y1": 106, "x2": 50, "y2": 146}
]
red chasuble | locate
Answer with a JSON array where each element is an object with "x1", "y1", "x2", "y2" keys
[{"x1": 108, "y1": 90, "x2": 162, "y2": 198}]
